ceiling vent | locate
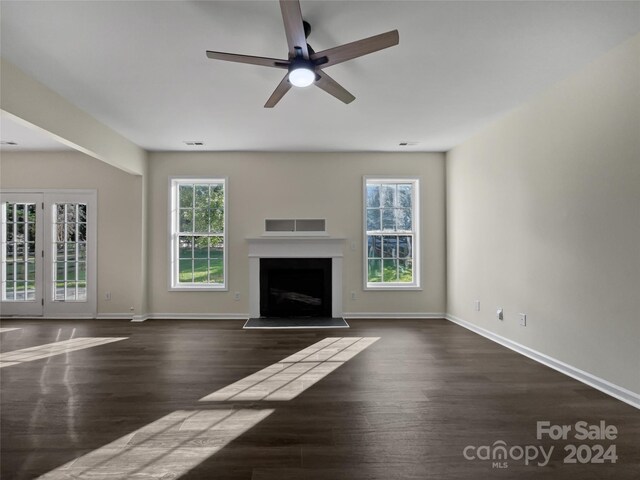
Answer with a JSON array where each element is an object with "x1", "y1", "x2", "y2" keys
[
  {"x1": 0, "y1": 141, "x2": 18, "y2": 146},
  {"x1": 183, "y1": 141, "x2": 204, "y2": 146},
  {"x1": 399, "y1": 141, "x2": 419, "y2": 146}
]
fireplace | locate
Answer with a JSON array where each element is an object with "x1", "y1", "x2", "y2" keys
[
  {"x1": 248, "y1": 237, "x2": 344, "y2": 319},
  {"x1": 260, "y1": 258, "x2": 332, "y2": 318}
]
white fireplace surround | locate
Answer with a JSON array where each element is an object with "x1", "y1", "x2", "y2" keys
[{"x1": 248, "y1": 237, "x2": 345, "y2": 318}]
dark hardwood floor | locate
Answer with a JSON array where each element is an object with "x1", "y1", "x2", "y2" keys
[{"x1": 1, "y1": 319, "x2": 638, "y2": 479}]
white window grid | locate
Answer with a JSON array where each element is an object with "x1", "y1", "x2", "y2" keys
[
  {"x1": 170, "y1": 178, "x2": 227, "y2": 290},
  {"x1": 363, "y1": 177, "x2": 420, "y2": 289},
  {"x1": 52, "y1": 203, "x2": 87, "y2": 302},
  {"x1": 1, "y1": 202, "x2": 37, "y2": 301}
]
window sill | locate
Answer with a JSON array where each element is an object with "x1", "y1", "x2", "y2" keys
[
  {"x1": 364, "y1": 284, "x2": 422, "y2": 291},
  {"x1": 169, "y1": 285, "x2": 228, "y2": 292}
]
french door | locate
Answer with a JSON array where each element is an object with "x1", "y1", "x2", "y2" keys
[{"x1": 1, "y1": 191, "x2": 97, "y2": 317}]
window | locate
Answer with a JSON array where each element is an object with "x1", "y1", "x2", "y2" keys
[
  {"x1": 364, "y1": 177, "x2": 419, "y2": 289},
  {"x1": 53, "y1": 203, "x2": 88, "y2": 301},
  {"x1": 2, "y1": 202, "x2": 37, "y2": 301},
  {"x1": 170, "y1": 178, "x2": 227, "y2": 290}
]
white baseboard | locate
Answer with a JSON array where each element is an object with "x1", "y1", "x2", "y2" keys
[
  {"x1": 96, "y1": 313, "x2": 134, "y2": 320},
  {"x1": 445, "y1": 314, "x2": 640, "y2": 410},
  {"x1": 131, "y1": 313, "x2": 249, "y2": 323},
  {"x1": 17, "y1": 314, "x2": 96, "y2": 319},
  {"x1": 137, "y1": 312, "x2": 444, "y2": 322},
  {"x1": 343, "y1": 312, "x2": 445, "y2": 319}
]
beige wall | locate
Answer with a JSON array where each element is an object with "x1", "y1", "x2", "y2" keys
[
  {"x1": 0, "y1": 151, "x2": 146, "y2": 316},
  {"x1": 446, "y1": 35, "x2": 640, "y2": 393},
  {"x1": 1, "y1": 151, "x2": 445, "y2": 318},
  {"x1": 147, "y1": 152, "x2": 446, "y2": 316}
]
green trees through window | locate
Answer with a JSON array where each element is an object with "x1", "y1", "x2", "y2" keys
[
  {"x1": 365, "y1": 178, "x2": 419, "y2": 287},
  {"x1": 2, "y1": 202, "x2": 37, "y2": 301},
  {"x1": 172, "y1": 179, "x2": 226, "y2": 288},
  {"x1": 54, "y1": 203, "x2": 88, "y2": 301}
]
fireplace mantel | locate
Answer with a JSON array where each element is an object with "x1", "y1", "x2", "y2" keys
[
  {"x1": 247, "y1": 237, "x2": 345, "y2": 318},
  {"x1": 247, "y1": 237, "x2": 345, "y2": 258}
]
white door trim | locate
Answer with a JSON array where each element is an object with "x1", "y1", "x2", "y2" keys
[
  {"x1": 43, "y1": 191, "x2": 97, "y2": 318},
  {"x1": 0, "y1": 189, "x2": 97, "y2": 318}
]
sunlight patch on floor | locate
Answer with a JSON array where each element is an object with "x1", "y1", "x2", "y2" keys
[
  {"x1": 36, "y1": 408, "x2": 274, "y2": 479},
  {"x1": 0, "y1": 337, "x2": 127, "y2": 367},
  {"x1": 200, "y1": 337, "x2": 380, "y2": 401}
]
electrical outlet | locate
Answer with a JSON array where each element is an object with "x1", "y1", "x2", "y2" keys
[
  {"x1": 350, "y1": 241, "x2": 357, "y2": 251},
  {"x1": 497, "y1": 308, "x2": 504, "y2": 321},
  {"x1": 234, "y1": 292, "x2": 241, "y2": 301},
  {"x1": 519, "y1": 313, "x2": 527, "y2": 326},
  {"x1": 351, "y1": 291, "x2": 356, "y2": 300},
  {"x1": 105, "y1": 292, "x2": 111, "y2": 301},
  {"x1": 475, "y1": 300, "x2": 480, "y2": 312}
]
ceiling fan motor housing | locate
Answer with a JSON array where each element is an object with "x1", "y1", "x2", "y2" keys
[{"x1": 288, "y1": 56, "x2": 315, "y2": 75}]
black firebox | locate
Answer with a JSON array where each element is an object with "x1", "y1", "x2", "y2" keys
[{"x1": 260, "y1": 258, "x2": 332, "y2": 318}]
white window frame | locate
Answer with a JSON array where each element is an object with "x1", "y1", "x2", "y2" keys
[
  {"x1": 169, "y1": 177, "x2": 228, "y2": 291},
  {"x1": 363, "y1": 176, "x2": 421, "y2": 290}
]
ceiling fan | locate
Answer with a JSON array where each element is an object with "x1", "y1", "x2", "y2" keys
[{"x1": 205, "y1": 0, "x2": 399, "y2": 108}]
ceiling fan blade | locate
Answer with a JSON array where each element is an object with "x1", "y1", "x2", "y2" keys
[
  {"x1": 311, "y1": 30, "x2": 399, "y2": 68},
  {"x1": 279, "y1": 0, "x2": 309, "y2": 59},
  {"x1": 264, "y1": 74, "x2": 292, "y2": 108},
  {"x1": 314, "y1": 70, "x2": 355, "y2": 104},
  {"x1": 206, "y1": 51, "x2": 289, "y2": 69}
]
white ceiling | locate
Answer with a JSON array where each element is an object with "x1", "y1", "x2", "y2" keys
[
  {"x1": 0, "y1": 113, "x2": 73, "y2": 151},
  {"x1": 1, "y1": 1, "x2": 638, "y2": 153}
]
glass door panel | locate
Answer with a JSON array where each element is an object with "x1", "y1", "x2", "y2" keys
[
  {"x1": 43, "y1": 192, "x2": 96, "y2": 317},
  {"x1": 53, "y1": 203, "x2": 88, "y2": 302},
  {"x1": 1, "y1": 193, "x2": 44, "y2": 316}
]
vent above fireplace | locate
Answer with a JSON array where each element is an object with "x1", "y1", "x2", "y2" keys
[{"x1": 265, "y1": 219, "x2": 326, "y2": 235}]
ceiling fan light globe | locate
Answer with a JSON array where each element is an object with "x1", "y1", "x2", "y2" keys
[{"x1": 289, "y1": 67, "x2": 315, "y2": 87}]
